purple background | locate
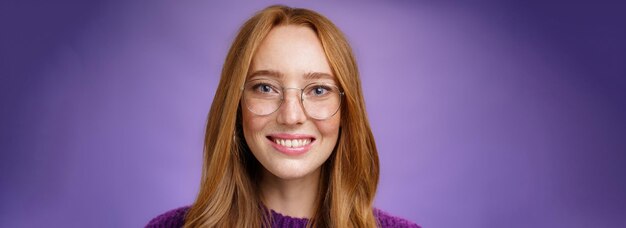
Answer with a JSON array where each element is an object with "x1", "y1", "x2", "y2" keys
[{"x1": 1, "y1": 0, "x2": 625, "y2": 227}]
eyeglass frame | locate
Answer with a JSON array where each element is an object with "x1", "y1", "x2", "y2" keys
[{"x1": 240, "y1": 79, "x2": 345, "y2": 120}]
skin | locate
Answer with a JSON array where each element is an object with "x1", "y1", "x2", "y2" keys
[{"x1": 242, "y1": 25, "x2": 341, "y2": 218}]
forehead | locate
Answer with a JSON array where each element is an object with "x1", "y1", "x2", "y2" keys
[{"x1": 249, "y1": 25, "x2": 333, "y2": 80}]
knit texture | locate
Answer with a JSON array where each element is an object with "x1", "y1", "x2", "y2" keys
[{"x1": 146, "y1": 206, "x2": 420, "y2": 228}]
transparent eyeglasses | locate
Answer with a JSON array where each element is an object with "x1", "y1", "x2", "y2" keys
[{"x1": 242, "y1": 79, "x2": 344, "y2": 120}]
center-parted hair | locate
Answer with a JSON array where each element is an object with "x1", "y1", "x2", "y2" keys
[{"x1": 184, "y1": 5, "x2": 379, "y2": 227}]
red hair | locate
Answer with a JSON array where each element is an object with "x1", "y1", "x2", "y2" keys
[{"x1": 184, "y1": 5, "x2": 379, "y2": 227}]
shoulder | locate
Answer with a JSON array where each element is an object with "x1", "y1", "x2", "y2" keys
[
  {"x1": 373, "y1": 208, "x2": 421, "y2": 228},
  {"x1": 145, "y1": 206, "x2": 190, "y2": 228}
]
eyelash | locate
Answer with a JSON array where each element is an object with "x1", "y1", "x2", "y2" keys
[
  {"x1": 248, "y1": 80, "x2": 337, "y2": 97},
  {"x1": 252, "y1": 83, "x2": 280, "y2": 94},
  {"x1": 306, "y1": 85, "x2": 331, "y2": 96}
]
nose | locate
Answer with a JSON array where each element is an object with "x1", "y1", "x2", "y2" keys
[{"x1": 276, "y1": 88, "x2": 307, "y2": 125}]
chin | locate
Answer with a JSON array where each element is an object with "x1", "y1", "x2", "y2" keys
[{"x1": 265, "y1": 163, "x2": 318, "y2": 181}]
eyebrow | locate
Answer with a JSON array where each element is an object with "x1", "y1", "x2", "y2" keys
[
  {"x1": 304, "y1": 72, "x2": 334, "y2": 81},
  {"x1": 247, "y1": 70, "x2": 282, "y2": 79},
  {"x1": 247, "y1": 70, "x2": 334, "y2": 81}
]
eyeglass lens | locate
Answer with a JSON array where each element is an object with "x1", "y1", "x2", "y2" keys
[{"x1": 242, "y1": 79, "x2": 342, "y2": 120}]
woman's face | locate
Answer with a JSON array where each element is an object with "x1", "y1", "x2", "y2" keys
[{"x1": 242, "y1": 25, "x2": 341, "y2": 180}]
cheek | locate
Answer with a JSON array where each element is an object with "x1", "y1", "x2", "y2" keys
[
  {"x1": 318, "y1": 114, "x2": 341, "y2": 139},
  {"x1": 242, "y1": 109, "x2": 265, "y2": 141}
]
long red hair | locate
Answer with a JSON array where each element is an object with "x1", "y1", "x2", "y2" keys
[{"x1": 184, "y1": 5, "x2": 379, "y2": 227}]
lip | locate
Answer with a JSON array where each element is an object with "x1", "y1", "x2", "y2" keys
[{"x1": 266, "y1": 134, "x2": 316, "y2": 156}]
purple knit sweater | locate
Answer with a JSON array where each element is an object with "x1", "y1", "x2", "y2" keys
[{"x1": 146, "y1": 206, "x2": 420, "y2": 228}]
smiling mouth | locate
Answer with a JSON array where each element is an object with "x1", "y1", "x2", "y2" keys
[{"x1": 266, "y1": 136, "x2": 316, "y2": 148}]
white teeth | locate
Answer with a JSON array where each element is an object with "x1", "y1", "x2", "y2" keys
[{"x1": 274, "y1": 138, "x2": 311, "y2": 148}]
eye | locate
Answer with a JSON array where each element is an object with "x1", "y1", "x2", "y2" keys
[
  {"x1": 313, "y1": 86, "x2": 327, "y2": 95},
  {"x1": 252, "y1": 83, "x2": 279, "y2": 94},
  {"x1": 307, "y1": 84, "x2": 333, "y2": 97},
  {"x1": 258, "y1": 84, "x2": 271, "y2": 93}
]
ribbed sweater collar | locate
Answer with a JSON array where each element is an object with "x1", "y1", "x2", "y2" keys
[{"x1": 268, "y1": 208, "x2": 309, "y2": 227}]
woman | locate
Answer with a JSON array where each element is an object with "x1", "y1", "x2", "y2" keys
[{"x1": 148, "y1": 5, "x2": 419, "y2": 228}]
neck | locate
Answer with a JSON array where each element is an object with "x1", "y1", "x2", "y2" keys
[{"x1": 259, "y1": 168, "x2": 320, "y2": 219}]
